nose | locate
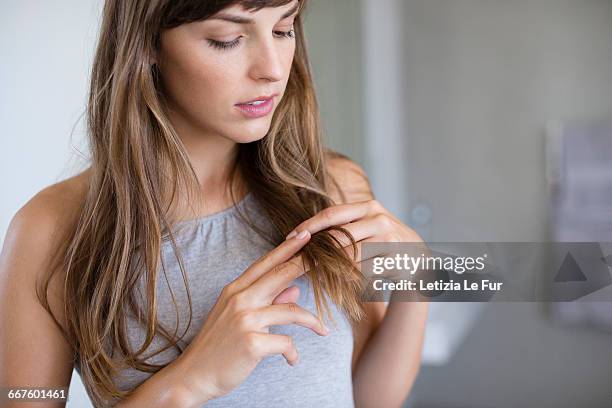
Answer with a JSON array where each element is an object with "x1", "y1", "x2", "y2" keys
[{"x1": 248, "y1": 36, "x2": 285, "y2": 83}]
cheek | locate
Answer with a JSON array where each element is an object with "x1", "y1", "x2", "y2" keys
[
  {"x1": 280, "y1": 42, "x2": 296, "y2": 72},
  {"x1": 165, "y1": 52, "x2": 241, "y2": 115}
]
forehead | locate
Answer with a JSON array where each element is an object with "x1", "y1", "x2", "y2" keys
[
  {"x1": 212, "y1": 0, "x2": 299, "y2": 18},
  {"x1": 203, "y1": 1, "x2": 299, "y2": 28},
  {"x1": 159, "y1": 0, "x2": 300, "y2": 31}
]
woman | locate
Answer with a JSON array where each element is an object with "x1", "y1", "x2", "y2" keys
[{"x1": 0, "y1": 0, "x2": 428, "y2": 407}]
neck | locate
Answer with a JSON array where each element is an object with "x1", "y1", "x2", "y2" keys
[{"x1": 166, "y1": 103, "x2": 248, "y2": 219}]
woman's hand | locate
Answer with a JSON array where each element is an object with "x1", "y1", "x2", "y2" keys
[
  {"x1": 284, "y1": 199, "x2": 430, "y2": 408},
  {"x1": 287, "y1": 199, "x2": 421, "y2": 243},
  {"x1": 173, "y1": 230, "x2": 329, "y2": 405},
  {"x1": 286, "y1": 199, "x2": 427, "y2": 281}
]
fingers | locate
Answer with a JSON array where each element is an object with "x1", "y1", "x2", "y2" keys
[
  {"x1": 298, "y1": 215, "x2": 397, "y2": 262},
  {"x1": 229, "y1": 230, "x2": 311, "y2": 293},
  {"x1": 323, "y1": 217, "x2": 427, "y2": 266},
  {"x1": 321, "y1": 234, "x2": 405, "y2": 268},
  {"x1": 286, "y1": 200, "x2": 377, "y2": 239},
  {"x1": 247, "y1": 256, "x2": 308, "y2": 304},
  {"x1": 247, "y1": 332, "x2": 300, "y2": 366},
  {"x1": 256, "y1": 303, "x2": 329, "y2": 336},
  {"x1": 272, "y1": 285, "x2": 300, "y2": 304},
  {"x1": 347, "y1": 236, "x2": 401, "y2": 263},
  {"x1": 325, "y1": 217, "x2": 382, "y2": 248}
]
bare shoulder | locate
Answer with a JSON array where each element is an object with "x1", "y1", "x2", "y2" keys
[
  {"x1": 24, "y1": 168, "x2": 91, "y2": 218},
  {"x1": 0, "y1": 168, "x2": 91, "y2": 387},
  {"x1": 325, "y1": 150, "x2": 374, "y2": 204},
  {"x1": 1, "y1": 168, "x2": 91, "y2": 319},
  {"x1": 9, "y1": 168, "x2": 90, "y2": 253}
]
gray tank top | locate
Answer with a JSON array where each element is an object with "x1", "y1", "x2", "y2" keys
[{"x1": 78, "y1": 192, "x2": 355, "y2": 407}]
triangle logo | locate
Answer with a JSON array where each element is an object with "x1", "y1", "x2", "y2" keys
[{"x1": 554, "y1": 252, "x2": 587, "y2": 282}]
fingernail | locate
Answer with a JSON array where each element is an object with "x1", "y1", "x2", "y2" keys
[
  {"x1": 322, "y1": 324, "x2": 330, "y2": 335},
  {"x1": 296, "y1": 230, "x2": 309, "y2": 240},
  {"x1": 285, "y1": 230, "x2": 297, "y2": 240}
]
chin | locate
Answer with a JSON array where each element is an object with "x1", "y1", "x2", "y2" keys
[{"x1": 229, "y1": 121, "x2": 273, "y2": 144}]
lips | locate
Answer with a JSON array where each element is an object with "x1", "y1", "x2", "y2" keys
[
  {"x1": 236, "y1": 93, "x2": 278, "y2": 106},
  {"x1": 234, "y1": 96, "x2": 275, "y2": 118}
]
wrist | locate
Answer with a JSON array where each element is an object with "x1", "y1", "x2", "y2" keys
[
  {"x1": 169, "y1": 353, "x2": 219, "y2": 406},
  {"x1": 165, "y1": 380, "x2": 210, "y2": 408}
]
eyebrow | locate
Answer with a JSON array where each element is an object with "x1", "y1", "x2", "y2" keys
[{"x1": 210, "y1": 2, "x2": 300, "y2": 25}]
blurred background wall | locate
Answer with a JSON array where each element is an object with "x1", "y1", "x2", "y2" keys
[
  {"x1": 400, "y1": 0, "x2": 612, "y2": 243},
  {"x1": 2, "y1": 1, "x2": 612, "y2": 407},
  {"x1": 0, "y1": 0, "x2": 97, "y2": 237},
  {"x1": 357, "y1": 1, "x2": 612, "y2": 407}
]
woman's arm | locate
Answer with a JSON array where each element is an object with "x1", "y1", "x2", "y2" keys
[
  {"x1": 0, "y1": 192, "x2": 77, "y2": 408},
  {"x1": 0, "y1": 186, "x2": 198, "y2": 408},
  {"x1": 114, "y1": 355, "x2": 215, "y2": 407},
  {"x1": 326, "y1": 155, "x2": 430, "y2": 408},
  {"x1": 351, "y1": 297, "x2": 429, "y2": 408}
]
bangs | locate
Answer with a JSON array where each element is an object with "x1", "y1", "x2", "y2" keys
[{"x1": 161, "y1": 0, "x2": 300, "y2": 29}]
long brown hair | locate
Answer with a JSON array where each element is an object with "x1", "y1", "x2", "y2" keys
[{"x1": 38, "y1": 0, "x2": 365, "y2": 406}]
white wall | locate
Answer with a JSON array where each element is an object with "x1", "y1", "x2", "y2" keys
[
  {"x1": 0, "y1": 0, "x2": 98, "y2": 236},
  {"x1": 1, "y1": 1, "x2": 100, "y2": 406}
]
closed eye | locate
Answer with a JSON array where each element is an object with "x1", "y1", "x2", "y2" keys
[
  {"x1": 207, "y1": 28, "x2": 295, "y2": 51},
  {"x1": 274, "y1": 28, "x2": 295, "y2": 39}
]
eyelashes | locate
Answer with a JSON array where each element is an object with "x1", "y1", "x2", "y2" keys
[{"x1": 207, "y1": 29, "x2": 295, "y2": 51}]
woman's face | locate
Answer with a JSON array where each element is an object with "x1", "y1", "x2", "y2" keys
[{"x1": 157, "y1": 1, "x2": 299, "y2": 145}]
